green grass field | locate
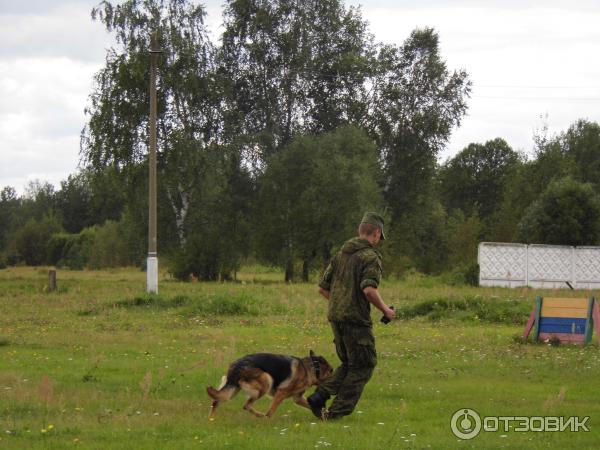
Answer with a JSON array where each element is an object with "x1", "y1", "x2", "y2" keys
[{"x1": 1, "y1": 267, "x2": 599, "y2": 449}]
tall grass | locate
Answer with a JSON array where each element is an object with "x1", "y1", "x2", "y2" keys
[{"x1": 396, "y1": 295, "x2": 531, "y2": 324}]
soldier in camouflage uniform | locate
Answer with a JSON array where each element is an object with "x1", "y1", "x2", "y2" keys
[{"x1": 307, "y1": 212, "x2": 395, "y2": 420}]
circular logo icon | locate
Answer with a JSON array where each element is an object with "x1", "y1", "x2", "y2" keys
[{"x1": 451, "y1": 408, "x2": 482, "y2": 440}]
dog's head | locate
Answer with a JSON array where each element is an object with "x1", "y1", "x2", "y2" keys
[{"x1": 309, "y1": 350, "x2": 333, "y2": 384}]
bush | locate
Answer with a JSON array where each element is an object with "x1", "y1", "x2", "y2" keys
[
  {"x1": 87, "y1": 220, "x2": 131, "y2": 269},
  {"x1": 396, "y1": 296, "x2": 530, "y2": 324},
  {"x1": 518, "y1": 177, "x2": 600, "y2": 245},
  {"x1": 441, "y1": 264, "x2": 479, "y2": 286},
  {"x1": 14, "y1": 216, "x2": 62, "y2": 265},
  {"x1": 47, "y1": 220, "x2": 137, "y2": 269},
  {"x1": 46, "y1": 233, "x2": 75, "y2": 266},
  {"x1": 464, "y1": 263, "x2": 479, "y2": 286},
  {"x1": 169, "y1": 235, "x2": 237, "y2": 281},
  {"x1": 46, "y1": 229, "x2": 96, "y2": 269},
  {"x1": 0, "y1": 253, "x2": 7, "y2": 269},
  {"x1": 67, "y1": 228, "x2": 96, "y2": 269}
]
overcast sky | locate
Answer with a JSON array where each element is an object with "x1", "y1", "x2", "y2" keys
[{"x1": 1, "y1": 0, "x2": 599, "y2": 193}]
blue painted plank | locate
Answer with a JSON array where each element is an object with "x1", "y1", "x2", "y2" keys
[
  {"x1": 540, "y1": 325, "x2": 585, "y2": 334},
  {"x1": 540, "y1": 317, "x2": 586, "y2": 326},
  {"x1": 539, "y1": 317, "x2": 586, "y2": 334}
]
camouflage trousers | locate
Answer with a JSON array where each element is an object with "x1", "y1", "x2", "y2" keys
[{"x1": 318, "y1": 321, "x2": 377, "y2": 418}]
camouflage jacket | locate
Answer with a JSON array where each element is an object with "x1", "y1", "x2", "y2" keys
[{"x1": 319, "y1": 237, "x2": 382, "y2": 327}]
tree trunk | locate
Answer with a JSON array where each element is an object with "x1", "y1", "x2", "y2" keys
[
  {"x1": 285, "y1": 258, "x2": 294, "y2": 283},
  {"x1": 302, "y1": 259, "x2": 310, "y2": 282},
  {"x1": 166, "y1": 183, "x2": 190, "y2": 246}
]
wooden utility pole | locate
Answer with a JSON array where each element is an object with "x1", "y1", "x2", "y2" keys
[{"x1": 147, "y1": 31, "x2": 161, "y2": 294}]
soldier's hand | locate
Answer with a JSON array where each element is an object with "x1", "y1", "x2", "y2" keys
[{"x1": 384, "y1": 306, "x2": 396, "y2": 321}]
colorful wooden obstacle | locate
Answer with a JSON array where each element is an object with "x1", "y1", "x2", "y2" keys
[{"x1": 523, "y1": 297, "x2": 600, "y2": 345}]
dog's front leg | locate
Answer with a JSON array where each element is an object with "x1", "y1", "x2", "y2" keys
[{"x1": 265, "y1": 391, "x2": 287, "y2": 418}]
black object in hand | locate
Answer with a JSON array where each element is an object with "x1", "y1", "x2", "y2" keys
[{"x1": 381, "y1": 305, "x2": 394, "y2": 324}]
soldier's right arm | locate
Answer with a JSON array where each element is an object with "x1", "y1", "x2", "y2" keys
[
  {"x1": 363, "y1": 286, "x2": 395, "y2": 320},
  {"x1": 360, "y1": 251, "x2": 395, "y2": 320}
]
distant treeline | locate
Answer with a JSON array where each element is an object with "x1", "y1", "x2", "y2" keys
[{"x1": 1, "y1": 1, "x2": 599, "y2": 282}]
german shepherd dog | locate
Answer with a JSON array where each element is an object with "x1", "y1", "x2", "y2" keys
[{"x1": 207, "y1": 351, "x2": 332, "y2": 418}]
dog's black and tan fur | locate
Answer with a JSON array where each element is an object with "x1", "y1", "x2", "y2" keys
[{"x1": 207, "y1": 351, "x2": 332, "y2": 418}]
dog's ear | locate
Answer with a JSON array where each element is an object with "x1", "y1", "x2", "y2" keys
[{"x1": 309, "y1": 349, "x2": 315, "y2": 357}]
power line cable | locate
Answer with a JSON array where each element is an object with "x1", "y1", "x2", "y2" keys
[
  {"x1": 476, "y1": 85, "x2": 600, "y2": 89},
  {"x1": 472, "y1": 95, "x2": 600, "y2": 101}
]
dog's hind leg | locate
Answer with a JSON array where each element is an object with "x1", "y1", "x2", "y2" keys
[
  {"x1": 207, "y1": 376, "x2": 240, "y2": 419},
  {"x1": 209, "y1": 399, "x2": 219, "y2": 419},
  {"x1": 240, "y1": 381, "x2": 266, "y2": 417},
  {"x1": 239, "y1": 371, "x2": 273, "y2": 418},
  {"x1": 242, "y1": 397, "x2": 265, "y2": 417}
]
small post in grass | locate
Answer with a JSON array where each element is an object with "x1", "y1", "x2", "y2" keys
[{"x1": 48, "y1": 269, "x2": 57, "y2": 292}]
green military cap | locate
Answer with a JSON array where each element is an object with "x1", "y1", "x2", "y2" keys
[{"x1": 361, "y1": 212, "x2": 386, "y2": 240}]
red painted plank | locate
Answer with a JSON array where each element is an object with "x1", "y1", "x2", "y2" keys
[
  {"x1": 523, "y1": 310, "x2": 536, "y2": 339},
  {"x1": 538, "y1": 332, "x2": 585, "y2": 344},
  {"x1": 592, "y1": 300, "x2": 600, "y2": 345}
]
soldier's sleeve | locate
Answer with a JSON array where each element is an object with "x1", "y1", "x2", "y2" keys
[
  {"x1": 319, "y1": 257, "x2": 335, "y2": 291},
  {"x1": 359, "y1": 251, "x2": 382, "y2": 290}
]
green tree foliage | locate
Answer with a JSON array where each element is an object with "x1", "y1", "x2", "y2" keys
[
  {"x1": 369, "y1": 28, "x2": 471, "y2": 223},
  {"x1": 55, "y1": 169, "x2": 127, "y2": 234},
  {"x1": 439, "y1": 138, "x2": 521, "y2": 220},
  {"x1": 492, "y1": 124, "x2": 580, "y2": 241},
  {"x1": 20, "y1": 180, "x2": 57, "y2": 223},
  {"x1": 445, "y1": 210, "x2": 482, "y2": 268},
  {"x1": 47, "y1": 220, "x2": 140, "y2": 270},
  {"x1": 387, "y1": 199, "x2": 448, "y2": 275},
  {"x1": 220, "y1": 0, "x2": 374, "y2": 161},
  {"x1": 55, "y1": 173, "x2": 93, "y2": 233},
  {"x1": 0, "y1": 187, "x2": 19, "y2": 251},
  {"x1": 88, "y1": 220, "x2": 134, "y2": 269},
  {"x1": 14, "y1": 215, "x2": 62, "y2": 266},
  {"x1": 74, "y1": 0, "x2": 474, "y2": 277},
  {"x1": 83, "y1": 0, "x2": 219, "y2": 247},
  {"x1": 169, "y1": 146, "x2": 254, "y2": 281},
  {"x1": 561, "y1": 120, "x2": 600, "y2": 187},
  {"x1": 518, "y1": 177, "x2": 600, "y2": 246},
  {"x1": 46, "y1": 230, "x2": 95, "y2": 269},
  {"x1": 254, "y1": 127, "x2": 382, "y2": 281}
]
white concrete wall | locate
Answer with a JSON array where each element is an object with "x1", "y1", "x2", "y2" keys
[{"x1": 478, "y1": 242, "x2": 600, "y2": 289}]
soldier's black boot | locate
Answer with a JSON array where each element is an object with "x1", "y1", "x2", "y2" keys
[{"x1": 307, "y1": 390, "x2": 329, "y2": 419}]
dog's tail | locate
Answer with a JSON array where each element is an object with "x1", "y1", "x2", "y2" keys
[{"x1": 207, "y1": 375, "x2": 237, "y2": 401}]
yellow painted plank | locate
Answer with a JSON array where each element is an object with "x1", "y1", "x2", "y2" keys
[
  {"x1": 540, "y1": 306, "x2": 589, "y2": 318},
  {"x1": 542, "y1": 298, "x2": 588, "y2": 309}
]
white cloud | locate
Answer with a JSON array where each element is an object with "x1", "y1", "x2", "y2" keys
[
  {"x1": 0, "y1": 57, "x2": 100, "y2": 190},
  {"x1": 355, "y1": 3, "x2": 600, "y2": 157},
  {"x1": 0, "y1": 1, "x2": 112, "y2": 62}
]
